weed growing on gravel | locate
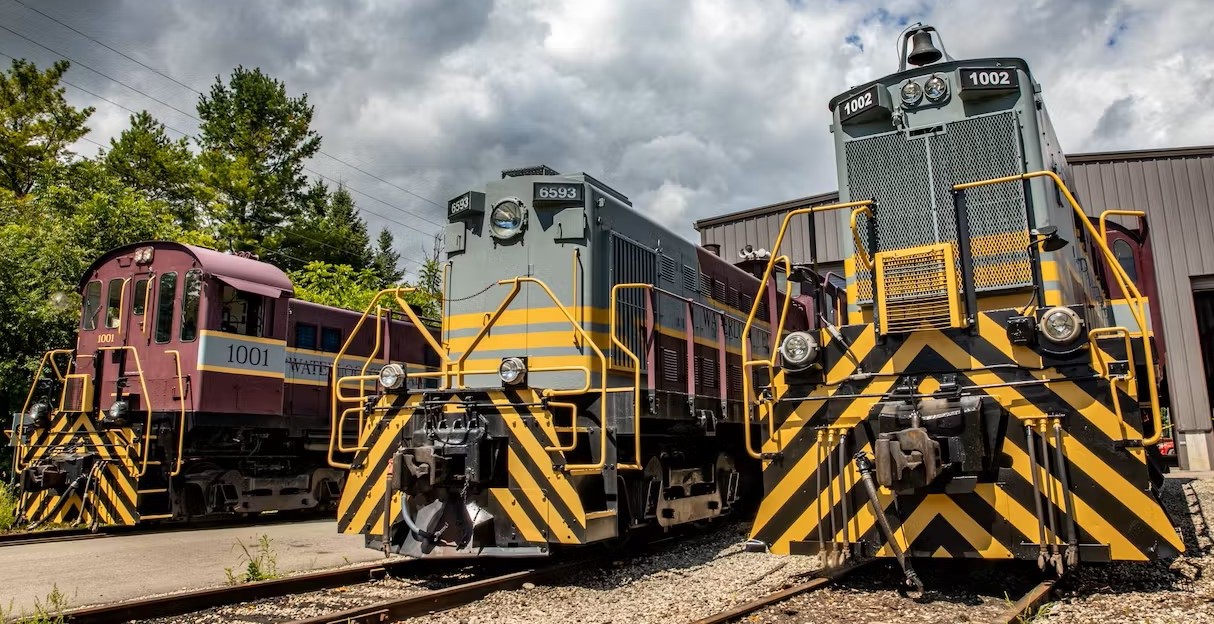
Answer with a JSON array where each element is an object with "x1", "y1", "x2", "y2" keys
[
  {"x1": 1, "y1": 585, "x2": 70, "y2": 623},
  {"x1": 0, "y1": 483, "x2": 18, "y2": 532},
  {"x1": 225, "y1": 534, "x2": 280, "y2": 584}
]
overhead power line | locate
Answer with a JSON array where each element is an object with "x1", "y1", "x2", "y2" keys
[{"x1": 6, "y1": 0, "x2": 447, "y2": 223}]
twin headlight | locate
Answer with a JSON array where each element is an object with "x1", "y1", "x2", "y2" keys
[
  {"x1": 490, "y1": 199, "x2": 526, "y2": 240},
  {"x1": 779, "y1": 331, "x2": 820, "y2": 371},
  {"x1": 901, "y1": 74, "x2": 948, "y2": 106}
]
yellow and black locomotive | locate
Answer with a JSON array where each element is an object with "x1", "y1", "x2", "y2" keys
[
  {"x1": 332, "y1": 166, "x2": 824, "y2": 557},
  {"x1": 743, "y1": 25, "x2": 1182, "y2": 587}
]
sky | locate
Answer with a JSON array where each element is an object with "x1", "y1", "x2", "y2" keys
[{"x1": 2, "y1": 0, "x2": 1212, "y2": 275}]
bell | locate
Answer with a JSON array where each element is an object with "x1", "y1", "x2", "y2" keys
[{"x1": 907, "y1": 31, "x2": 942, "y2": 66}]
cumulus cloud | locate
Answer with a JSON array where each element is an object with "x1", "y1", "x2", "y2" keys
[{"x1": 3, "y1": 0, "x2": 1214, "y2": 264}]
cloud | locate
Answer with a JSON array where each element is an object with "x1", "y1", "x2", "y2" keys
[{"x1": 5, "y1": 0, "x2": 1214, "y2": 259}]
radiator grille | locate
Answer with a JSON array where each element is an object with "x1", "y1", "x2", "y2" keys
[
  {"x1": 61, "y1": 375, "x2": 89, "y2": 412},
  {"x1": 848, "y1": 111, "x2": 1032, "y2": 303},
  {"x1": 876, "y1": 244, "x2": 961, "y2": 334},
  {"x1": 611, "y1": 234, "x2": 656, "y2": 369}
]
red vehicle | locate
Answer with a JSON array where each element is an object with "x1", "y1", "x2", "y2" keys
[{"x1": 8, "y1": 241, "x2": 438, "y2": 527}]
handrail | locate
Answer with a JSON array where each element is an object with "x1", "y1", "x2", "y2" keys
[
  {"x1": 164, "y1": 349, "x2": 188, "y2": 476},
  {"x1": 14, "y1": 349, "x2": 75, "y2": 472},
  {"x1": 954, "y1": 171, "x2": 1163, "y2": 445},
  {"x1": 572, "y1": 249, "x2": 582, "y2": 348},
  {"x1": 1098, "y1": 209, "x2": 1147, "y2": 245},
  {"x1": 95, "y1": 346, "x2": 155, "y2": 477},
  {"x1": 328, "y1": 287, "x2": 451, "y2": 470},
  {"x1": 1087, "y1": 326, "x2": 1137, "y2": 441},
  {"x1": 739, "y1": 199, "x2": 876, "y2": 460},
  {"x1": 850, "y1": 205, "x2": 875, "y2": 270}
]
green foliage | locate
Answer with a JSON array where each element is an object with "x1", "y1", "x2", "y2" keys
[
  {"x1": 290, "y1": 261, "x2": 383, "y2": 312},
  {"x1": 197, "y1": 66, "x2": 321, "y2": 253},
  {"x1": 0, "y1": 59, "x2": 93, "y2": 198},
  {"x1": 103, "y1": 111, "x2": 206, "y2": 229},
  {"x1": 0, "y1": 483, "x2": 17, "y2": 532},
  {"x1": 372, "y1": 227, "x2": 404, "y2": 287},
  {"x1": 278, "y1": 183, "x2": 374, "y2": 272},
  {"x1": 225, "y1": 534, "x2": 279, "y2": 584}
]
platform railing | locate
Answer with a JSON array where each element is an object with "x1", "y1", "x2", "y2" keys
[
  {"x1": 739, "y1": 200, "x2": 878, "y2": 460},
  {"x1": 954, "y1": 171, "x2": 1163, "y2": 445},
  {"x1": 12, "y1": 349, "x2": 75, "y2": 473}
]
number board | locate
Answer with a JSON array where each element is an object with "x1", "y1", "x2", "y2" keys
[
  {"x1": 838, "y1": 84, "x2": 889, "y2": 124},
  {"x1": 959, "y1": 67, "x2": 1019, "y2": 91},
  {"x1": 447, "y1": 191, "x2": 485, "y2": 219},
  {"x1": 534, "y1": 182, "x2": 584, "y2": 204}
]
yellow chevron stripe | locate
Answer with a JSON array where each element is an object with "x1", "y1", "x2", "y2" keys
[
  {"x1": 343, "y1": 403, "x2": 415, "y2": 535},
  {"x1": 504, "y1": 449, "x2": 579, "y2": 544},
  {"x1": 767, "y1": 440, "x2": 871, "y2": 554},
  {"x1": 497, "y1": 403, "x2": 584, "y2": 528},
  {"x1": 490, "y1": 488, "x2": 546, "y2": 543}
]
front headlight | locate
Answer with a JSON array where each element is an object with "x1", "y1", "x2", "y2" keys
[
  {"x1": 490, "y1": 199, "x2": 526, "y2": 239},
  {"x1": 378, "y1": 363, "x2": 406, "y2": 390},
  {"x1": 499, "y1": 357, "x2": 527, "y2": 385},
  {"x1": 108, "y1": 399, "x2": 128, "y2": 420},
  {"x1": 924, "y1": 75, "x2": 948, "y2": 101},
  {"x1": 780, "y1": 331, "x2": 819, "y2": 371},
  {"x1": 1039, "y1": 307, "x2": 1083, "y2": 344},
  {"x1": 900, "y1": 80, "x2": 923, "y2": 106}
]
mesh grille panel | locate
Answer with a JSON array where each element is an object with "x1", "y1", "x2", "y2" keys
[
  {"x1": 848, "y1": 111, "x2": 1031, "y2": 302},
  {"x1": 62, "y1": 376, "x2": 86, "y2": 412},
  {"x1": 611, "y1": 234, "x2": 655, "y2": 369}
]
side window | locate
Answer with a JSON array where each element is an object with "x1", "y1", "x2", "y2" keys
[
  {"x1": 132, "y1": 279, "x2": 148, "y2": 316},
  {"x1": 155, "y1": 272, "x2": 178, "y2": 344},
  {"x1": 220, "y1": 285, "x2": 267, "y2": 337},
  {"x1": 180, "y1": 269, "x2": 202, "y2": 342},
  {"x1": 295, "y1": 323, "x2": 317, "y2": 350},
  {"x1": 82, "y1": 280, "x2": 102, "y2": 330},
  {"x1": 320, "y1": 327, "x2": 342, "y2": 352},
  {"x1": 1112, "y1": 239, "x2": 1139, "y2": 285},
  {"x1": 104, "y1": 278, "x2": 124, "y2": 329}
]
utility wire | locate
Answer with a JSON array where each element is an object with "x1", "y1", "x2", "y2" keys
[{"x1": 6, "y1": 0, "x2": 447, "y2": 221}]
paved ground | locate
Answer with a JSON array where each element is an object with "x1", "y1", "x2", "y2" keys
[{"x1": 0, "y1": 519, "x2": 388, "y2": 616}]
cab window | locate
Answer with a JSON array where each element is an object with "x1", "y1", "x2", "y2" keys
[
  {"x1": 104, "y1": 279, "x2": 124, "y2": 329},
  {"x1": 132, "y1": 279, "x2": 148, "y2": 316},
  {"x1": 180, "y1": 269, "x2": 202, "y2": 342},
  {"x1": 155, "y1": 272, "x2": 177, "y2": 344},
  {"x1": 220, "y1": 285, "x2": 266, "y2": 337},
  {"x1": 1113, "y1": 239, "x2": 1139, "y2": 284},
  {"x1": 82, "y1": 280, "x2": 102, "y2": 330}
]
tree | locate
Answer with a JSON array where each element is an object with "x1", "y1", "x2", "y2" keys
[
  {"x1": 196, "y1": 66, "x2": 320, "y2": 252},
  {"x1": 103, "y1": 111, "x2": 204, "y2": 229},
  {"x1": 278, "y1": 183, "x2": 374, "y2": 272},
  {"x1": 289, "y1": 261, "x2": 383, "y2": 312},
  {"x1": 0, "y1": 59, "x2": 93, "y2": 198},
  {"x1": 371, "y1": 227, "x2": 404, "y2": 287}
]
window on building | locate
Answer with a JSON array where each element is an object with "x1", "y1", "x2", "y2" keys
[
  {"x1": 82, "y1": 280, "x2": 102, "y2": 330},
  {"x1": 155, "y1": 272, "x2": 177, "y2": 344},
  {"x1": 104, "y1": 279, "x2": 124, "y2": 329},
  {"x1": 294, "y1": 323, "x2": 317, "y2": 350},
  {"x1": 320, "y1": 327, "x2": 343, "y2": 353},
  {"x1": 132, "y1": 279, "x2": 148, "y2": 316},
  {"x1": 180, "y1": 270, "x2": 202, "y2": 342},
  {"x1": 1113, "y1": 239, "x2": 1139, "y2": 285}
]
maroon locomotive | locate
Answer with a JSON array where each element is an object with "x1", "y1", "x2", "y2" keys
[{"x1": 8, "y1": 241, "x2": 438, "y2": 527}]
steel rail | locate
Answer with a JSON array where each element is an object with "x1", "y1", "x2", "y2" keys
[
  {"x1": 689, "y1": 559, "x2": 874, "y2": 624},
  {"x1": 32, "y1": 560, "x2": 417, "y2": 624},
  {"x1": 283, "y1": 561, "x2": 586, "y2": 624},
  {"x1": 993, "y1": 578, "x2": 1057, "y2": 624}
]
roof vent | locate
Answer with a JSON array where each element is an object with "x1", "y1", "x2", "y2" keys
[{"x1": 502, "y1": 165, "x2": 560, "y2": 178}]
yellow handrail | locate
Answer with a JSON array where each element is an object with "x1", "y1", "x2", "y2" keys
[
  {"x1": 165, "y1": 349, "x2": 188, "y2": 476},
  {"x1": 1098, "y1": 209, "x2": 1146, "y2": 245},
  {"x1": 95, "y1": 346, "x2": 155, "y2": 477},
  {"x1": 1087, "y1": 327, "x2": 1137, "y2": 439},
  {"x1": 14, "y1": 349, "x2": 75, "y2": 472},
  {"x1": 328, "y1": 287, "x2": 450, "y2": 470},
  {"x1": 606, "y1": 283, "x2": 657, "y2": 472},
  {"x1": 850, "y1": 204, "x2": 875, "y2": 270},
  {"x1": 954, "y1": 171, "x2": 1163, "y2": 445},
  {"x1": 740, "y1": 199, "x2": 876, "y2": 460}
]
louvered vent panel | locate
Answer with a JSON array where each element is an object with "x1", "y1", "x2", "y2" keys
[{"x1": 877, "y1": 245, "x2": 960, "y2": 334}]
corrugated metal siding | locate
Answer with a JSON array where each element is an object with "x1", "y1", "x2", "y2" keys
[
  {"x1": 699, "y1": 193, "x2": 845, "y2": 266},
  {"x1": 1072, "y1": 154, "x2": 1214, "y2": 435}
]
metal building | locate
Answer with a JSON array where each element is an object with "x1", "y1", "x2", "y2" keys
[{"x1": 696, "y1": 144, "x2": 1214, "y2": 471}]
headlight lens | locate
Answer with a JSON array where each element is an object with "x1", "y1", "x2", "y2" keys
[
  {"x1": 900, "y1": 80, "x2": 923, "y2": 105},
  {"x1": 490, "y1": 199, "x2": 525, "y2": 239},
  {"x1": 1039, "y1": 307, "x2": 1083, "y2": 344},
  {"x1": 499, "y1": 357, "x2": 527, "y2": 385},
  {"x1": 108, "y1": 400, "x2": 128, "y2": 420},
  {"x1": 378, "y1": 363, "x2": 406, "y2": 390},
  {"x1": 924, "y1": 75, "x2": 948, "y2": 101},
  {"x1": 779, "y1": 331, "x2": 819, "y2": 370}
]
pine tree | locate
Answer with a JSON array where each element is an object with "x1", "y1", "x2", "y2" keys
[
  {"x1": 0, "y1": 59, "x2": 93, "y2": 197},
  {"x1": 103, "y1": 111, "x2": 203, "y2": 229},
  {"x1": 372, "y1": 227, "x2": 404, "y2": 287}
]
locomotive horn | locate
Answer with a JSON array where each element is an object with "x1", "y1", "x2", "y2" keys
[{"x1": 907, "y1": 31, "x2": 942, "y2": 66}]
